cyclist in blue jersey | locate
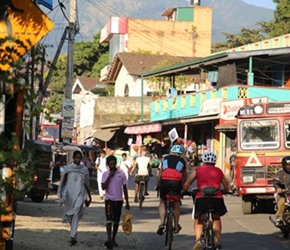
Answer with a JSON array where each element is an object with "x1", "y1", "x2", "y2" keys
[{"x1": 156, "y1": 144, "x2": 187, "y2": 235}]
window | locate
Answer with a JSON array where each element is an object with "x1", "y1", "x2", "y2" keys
[
  {"x1": 240, "y1": 120, "x2": 279, "y2": 150},
  {"x1": 124, "y1": 84, "x2": 129, "y2": 97}
]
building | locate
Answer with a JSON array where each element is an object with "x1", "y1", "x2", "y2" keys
[{"x1": 99, "y1": 4, "x2": 213, "y2": 80}]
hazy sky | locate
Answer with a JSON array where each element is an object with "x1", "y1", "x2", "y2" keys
[{"x1": 242, "y1": 0, "x2": 276, "y2": 9}]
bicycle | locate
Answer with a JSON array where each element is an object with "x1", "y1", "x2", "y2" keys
[
  {"x1": 164, "y1": 193, "x2": 180, "y2": 250},
  {"x1": 138, "y1": 179, "x2": 145, "y2": 210},
  {"x1": 186, "y1": 188, "x2": 231, "y2": 250}
]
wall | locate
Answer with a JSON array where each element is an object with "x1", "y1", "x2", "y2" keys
[
  {"x1": 114, "y1": 65, "x2": 153, "y2": 97},
  {"x1": 127, "y1": 6, "x2": 212, "y2": 58},
  {"x1": 94, "y1": 96, "x2": 152, "y2": 128}
]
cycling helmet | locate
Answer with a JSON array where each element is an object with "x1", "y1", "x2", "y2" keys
[
  {"x1": 170, "y1": 144, "x2": 184, "y2": 155},
  {"x1": 282, "y1": 156, "x2": 290, "y2": 174},
  {"x1": 202, "y1": 151, "x2": 217, "y2": 164}
]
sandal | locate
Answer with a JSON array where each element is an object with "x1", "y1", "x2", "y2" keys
[
  {"x1": 157, "y1": 224, "x2": 166, "y2": 235},
  {"x1": 104, "y1": 240, "x2": 113, "y2": 249}
]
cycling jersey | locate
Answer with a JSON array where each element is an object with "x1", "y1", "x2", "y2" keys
[
  {"x1": 161, "y1": 154, "x2": 186, "y2": 181},
  {"x1": 195, "y1": 164, "x2": 224, "y2": 198}
]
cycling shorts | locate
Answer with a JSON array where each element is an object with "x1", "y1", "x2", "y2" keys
[
  {"x1": 134, "y1": 175, "x2": 149, "y2": 183},
  {"x1": 193, "y1": 197, "x2": 227, "y2": 219},
  {"x1": 160, "y1": 179, "x2": 182, "y2": 201}
]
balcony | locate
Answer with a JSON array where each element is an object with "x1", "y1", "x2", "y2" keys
[{"x1": 150, "y1": 85, "x2": 290, "y2": 122}]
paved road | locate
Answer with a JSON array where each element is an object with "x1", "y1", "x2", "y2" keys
[
  {"x1": 127, "y1": 170, "x2": 290, "y2": 250},
  {"x1": 14, "y1": 168, "x2": 290, "y2": 250}
]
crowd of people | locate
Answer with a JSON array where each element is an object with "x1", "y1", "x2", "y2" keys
[{"x1": 56, "y1": 142, "x2": 231, "y2": 250}]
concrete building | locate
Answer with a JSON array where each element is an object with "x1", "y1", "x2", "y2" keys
[{"x1": 99, "y1": 4, "x2": 212, "y2": 80}]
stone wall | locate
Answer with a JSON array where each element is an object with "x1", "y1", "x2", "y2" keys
[{"x1": 94, "y1": 96, "x2": 152, "y2": 128}]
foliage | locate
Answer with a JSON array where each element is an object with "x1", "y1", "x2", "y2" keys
[
  {"x1": 212, "y1": 28, "x2": 266, "y2": 53},
  {"x1": 0, "y1": 38, "x2": 46, "y2": 214},
  {"x1": 212, "y1": 0, "x2": 290, "y2": 53},
  {"x1": 264, "y1": 0, "x2": 290, "y2": 38},
  {"x1": 148, "y1": 56, "x2": 191, "y2": 95}
]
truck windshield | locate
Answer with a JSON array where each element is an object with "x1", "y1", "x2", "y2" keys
[{"x1": 240, "y1": 119, "x2": 279, "y2": 150}]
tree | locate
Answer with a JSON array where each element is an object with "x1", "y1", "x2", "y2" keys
[
  {"x1": 212, "y1": 28, "x2": 265, "y2": 53},
  {"x1": 45, "y1": 32, "x2": 109, "y2": 114},
  {"x1": 148, "y1": 56, "x2": 191, "y2": 95},
  {"x1": 212, "y1": 0, "x2": 290, "y2": 52},
  {"x1": 0, "y1": 38, "x2": 46, "y2": 215},
  {"x1": 261, "y1": 0, "x2": 290, "y2": 38}
]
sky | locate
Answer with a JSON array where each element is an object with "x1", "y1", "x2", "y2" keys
[{"x1": 242, "y1": 0, "x2": 276, "y2": 9}]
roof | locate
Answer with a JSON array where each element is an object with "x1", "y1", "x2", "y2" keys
[
  {"x1": 105, "y1": 52, "x2": 195, "y2": 82},
  {"x1": 142, "y1": 47, "x2": 290, "y2": 78},
  {"x1": 76, "y1": 76, "x2": 100, "y2": 90}
]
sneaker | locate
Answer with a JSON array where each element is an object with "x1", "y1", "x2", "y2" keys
[
  {"x1": 276, "y1": 219, "x2": 284, "y2": 227},
  {"x1": 174, "y1": 224, "x2": 182, "y2": 234},
  {"x1": 69, "y1": 237, "x2": 77, "y2": 245},
  {"x1": 145, "y1": 192, "x2": 149, "y2": 196},
  {"x1": 134, "y1": 196, "x2": 138, "y2": 203},
  {"x1": 193, "y1": 240, "x2": 202, "y2": 250},
  {"x1": 157, "y1": 224, "x2": 166, "y2": 235},
  {"x1": 104, "y1": 240, "x2": 113, "y2": 249}
]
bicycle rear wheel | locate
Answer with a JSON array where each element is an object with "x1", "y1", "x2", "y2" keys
[
  {"x1": 205, "y1": 220, "x2": 215, "y2": 249},
  {"x1": 165, "y1": 206, "x2": 173, "y2": 250},
  {"x1": 139, "y1": 182, "x2": 145, "y2": 210}
]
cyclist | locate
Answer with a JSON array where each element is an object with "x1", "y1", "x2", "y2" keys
[
  {"x1": 183, "y1": 151, "x2": 230, "y2": 250},
  {"x1": 130, "y1": 150, "x2": 151, "y2": 203},
  {"x1": 156, "y1": 144, "x2": 187, "y2": 235},
  {"x1": 271, "y1": 156, "x2": 290, "y2": 226}
]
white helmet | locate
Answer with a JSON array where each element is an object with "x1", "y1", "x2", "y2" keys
[{"x1": 202, "y1": 151, "x2": 217, "y2": 164}]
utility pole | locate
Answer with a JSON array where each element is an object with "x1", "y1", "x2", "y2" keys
[
  {"x1": 65, "y1": 0, "x2": 78, "y2": 99},
  {"x1": 61, "y1": 0, "x2": 78, "y2": 143}
]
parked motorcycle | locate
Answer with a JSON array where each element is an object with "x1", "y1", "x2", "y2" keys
[{"x1": 269, "y1": 179, "x2": 290, "y2": 238}]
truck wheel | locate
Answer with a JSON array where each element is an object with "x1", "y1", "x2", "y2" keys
[
  {"x1": 242, "y1": 200, "x2": 252, "y2": 214},
  {"x1": 30, "y1": 194, "x2": 45, "y2": 203}
]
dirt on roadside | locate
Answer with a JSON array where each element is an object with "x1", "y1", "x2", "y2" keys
[{"x1": 14, "y1": 192, "x2": 139, "y2": 250}]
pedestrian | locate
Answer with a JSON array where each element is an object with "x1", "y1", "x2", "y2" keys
[
  {"x1": 95, "y1": 149, "x2": 107, "y2": 199},
  {"x1": 118, "y1": 152, "x2": 132, "y2": 181},
  {"x1": 101, "y1": 155, "x2": 130, "y2": 249},
  {"x1": 57, "y1": 150, "x2": 92, "y2": 246}
]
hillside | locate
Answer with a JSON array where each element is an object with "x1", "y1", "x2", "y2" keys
[{"x1": 43, "y1": 0, "x2": 274, "y2": 57}]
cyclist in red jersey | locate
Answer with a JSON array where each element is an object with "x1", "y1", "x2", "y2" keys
[
  {"x1": 183, "y1": 151, "x2": 230, "y2": 250},
  {"x1": 156, "y1": 144, "x2": 187, "y2": 235}
]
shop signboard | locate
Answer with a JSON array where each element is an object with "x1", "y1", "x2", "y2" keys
[
  {"x1": 199, "y1": 98, "x2": 223, "y2": 116},
  {"x1": 219, "y1": 97, "x2": 268, "y2": 125}
]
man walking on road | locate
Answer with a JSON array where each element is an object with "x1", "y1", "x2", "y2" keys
[{"x1": 102, "y1": 155, "x2": 130, "y2": 249}]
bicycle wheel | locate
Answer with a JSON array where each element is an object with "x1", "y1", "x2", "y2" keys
[
  {"x1": 165, "y1": 206, "x2": 174, "y2": 250},
  {"x1": 205, "y1": 220, "x2": 215, "y2": 249},
  {"x1": 139, "y1": 182, "x2": 145, "y2": 210}
]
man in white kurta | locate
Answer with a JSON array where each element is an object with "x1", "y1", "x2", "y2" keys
[{"x1": 57, "y1": 151, "x2": 91, "y2": 245}]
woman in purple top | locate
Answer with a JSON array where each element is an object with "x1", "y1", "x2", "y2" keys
[{"x1": 102, "y1": 155, "x2": 130, "y2": 249}]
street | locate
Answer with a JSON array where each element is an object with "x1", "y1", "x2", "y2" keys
[{"x1": 14, "y1": 171, "x2": 290, "y2": 250}]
